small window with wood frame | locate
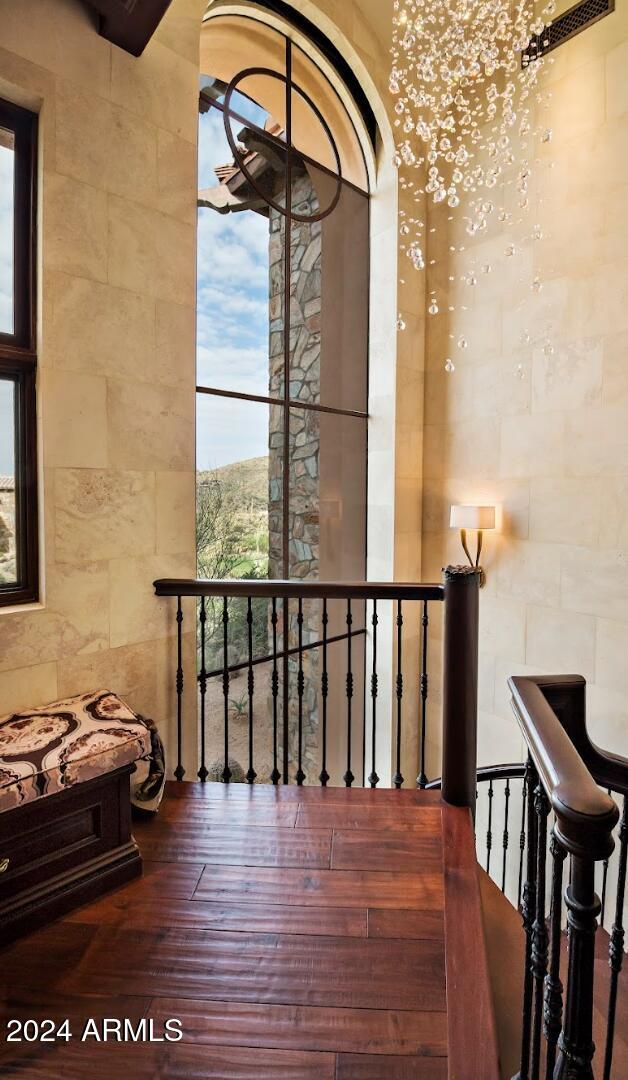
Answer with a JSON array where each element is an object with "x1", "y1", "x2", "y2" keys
[{"x1": 0, "y1": 99, "x2": 38, "y2": 607}]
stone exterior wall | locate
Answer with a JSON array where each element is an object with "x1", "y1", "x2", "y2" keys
[{"x1": 268, "y1": 168, "x2": 322, "y2": 780}]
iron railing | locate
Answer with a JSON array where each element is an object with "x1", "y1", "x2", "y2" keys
[{"x1": 154, "y1": 567, "x2": 479, "y2": 795}]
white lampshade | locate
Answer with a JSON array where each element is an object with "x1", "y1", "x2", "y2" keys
[{"x1": 450, "y1": 504, "x2": 496, "y2": 530}]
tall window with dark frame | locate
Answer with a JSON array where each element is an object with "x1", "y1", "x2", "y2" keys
[
  {"x1": 196, "y1": 19, "x2": 369, "y2": 782},
  {"x1": 0, "y1": 99, "x2": 38, "y2": 608}
]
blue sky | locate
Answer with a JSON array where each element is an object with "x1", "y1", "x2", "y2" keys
[
  {"x1": 196, "y1": 104, "x2": 272, "y2": 471},
  {"x1": 0, "y1": 141, "x2": 14, "y2": 475}
]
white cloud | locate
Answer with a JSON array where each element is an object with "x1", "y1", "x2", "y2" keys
[{"x1": 0, "y1": 144, "x2": 15, "y2": 335}]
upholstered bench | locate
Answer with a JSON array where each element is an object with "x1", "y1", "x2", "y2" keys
[{"x1": 0, "y1": 690, "x2": 152, "y2": 945}]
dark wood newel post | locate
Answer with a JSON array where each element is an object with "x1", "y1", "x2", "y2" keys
[
  {"x1": 554, "y1": 855, "x2": 600, "y2": 1080},
  {"x1": 441, "y1": 565, "x2": 480, "y2": 814}
]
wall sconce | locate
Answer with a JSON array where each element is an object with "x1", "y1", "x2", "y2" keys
[{"x1": 450, "y1": 505, "x2": 496, "y2": 588}]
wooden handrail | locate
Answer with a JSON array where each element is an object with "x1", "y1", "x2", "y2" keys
[
  {"x1": 153, "y1": 578, "x2": 445, "y2": 601},
  {"x1": 509, "y1": 675, "x2": 618, "y2": 860}
]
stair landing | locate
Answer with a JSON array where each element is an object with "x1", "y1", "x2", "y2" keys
[{"x1": 0, "y1": 783, "x2": 499, "y2": 1078}]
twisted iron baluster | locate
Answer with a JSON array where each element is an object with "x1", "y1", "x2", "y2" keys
[
  {"x1": 246, "y1": 596, "x2": 256, "y2": 784},
  {"x1": 222, "y1": 596, "x2": 231, "y2": 783},
  {"x1": 600, "y1": 787, "x2": 612, "y2": 926},
  {"x1": 486, "y1": 779, "x2": 494, "y2": 874},
  {"x1": 603, "y1": 794, "x2": 627, "y2": 1080},
  {"x1": 270, "y1": 598, "x2": 280, "y2": 786},
  {"x1": 502, "y1": 778, "x2": 511, "y2": 893},
  {"x1": 530, "y1": 782, "x2": 550, "y2": 1080},
  {"x1": 393, "y1": 599, "x2": 404, "y2": 789},
  {"x1": 198, "y1": 597, "x2": 208, "y2": 782},
  {"x1": 174, "y1": 596, "x2": 185, "y2": 781},
  {"x1": 319, "y1": 599, "x2": 329, "y2": 787},
  {"x1": 296, "y1": 597, "x2": 305, "y2": 786},
  {"x1": 344, "y1": 599, "x2": 354, "y2": 787},
  {"x1": 518, "y1": 772, "x2": 528, "y2": 909},
  {"x1": 417, "y1": 600, "x2": 429, "y2": 789},
  {"x1": 544, "y1": 834, "x2": 566, "y2": 1079},
  {"x1": 368, "y1": 600, "x2": 379, "y2": 788},
  {"x1": 514, "y1": 756, "x2": 539, "y2": 1080}
]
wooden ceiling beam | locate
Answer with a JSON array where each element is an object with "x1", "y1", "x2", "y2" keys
[{"x1": 83, "y1": 0, "x2": 175, "y2": 57}]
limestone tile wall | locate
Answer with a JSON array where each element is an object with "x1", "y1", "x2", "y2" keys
[
  {"x1": 0, "y1": 0, "x2": 204, "y2": 770},
  {"x1": 421, "y1": 3, "x2": 628, "y2": 775}
]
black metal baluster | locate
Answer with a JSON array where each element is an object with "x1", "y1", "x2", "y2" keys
[
  {"x1": 393, "y1": 599, "x2": 404, "y2": 789},
  {"x1": 198, "y1": 597, "x2": 208, "y2": 782},
  {"x1": 222, "y1": 596, "x2": 231, "y2": 783},
  {"x1": 175, "y1": 596, "x2": 185, "y2": 781},
  {"x1": 603, "y1": 794, "x2": 627, "y2": 1080},
  {"x1": 530, "y1": 782, "x2": 550, "y2": 1080},
  {"x1": 502, "y1": 778, "x2": 511, "y2": 893},
  {"x1": 601, "y1": 787, "x2": 612, "y2": 925},
  {"x1": 486, "y1": 779, "x2": 494, "y2": 874},
  {"x1": 282, "y1": 600, "x2": 289, "y2": 784},
  {"x1": 368, "y1": 600, "x2": 379, "y2": 788},
  {"x1": 544, "y1": 834, "x2": 567, "y2": 1080},
  {"x1": 246, "y1": 597, "x2": 256, "y2": 784},
  {"x1": 514, "y1": 757, "x2": 539, "y2": 1080},
  {"x1": 296, "y1": 598, "x2": 305, "y2": 786},
  {"x1": 518, "y1": 771, "x2": 528, "y2": 909},
  {"x1": 270, "y1": 598, "x2": 280, "y2": 786},
  {"x1": 417, "y1": 600, "x2": 429, "y2": 789},
  {"x1": 344, "y1": 599, "x2": 354, "y2": 787},
  {"x1": 319, "y1": 600, "x2": 329, "y2": 787}
]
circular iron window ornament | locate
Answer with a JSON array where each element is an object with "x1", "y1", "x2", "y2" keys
[{"x1": 222, "y1": 66, "x2": 343, "y2": 223}]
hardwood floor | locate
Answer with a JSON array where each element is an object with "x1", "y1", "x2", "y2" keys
[{"x1": 0, "y1": 782, "x2": 498, "y2": 1078}]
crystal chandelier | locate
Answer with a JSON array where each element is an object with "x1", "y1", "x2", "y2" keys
[{"x1": 391, "y1": 0, "x2": 556, "y2": 369}]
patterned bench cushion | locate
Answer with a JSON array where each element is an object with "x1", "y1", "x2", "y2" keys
[{"x1": 0, "y1": 690, "x2": 152, "y2": 813}]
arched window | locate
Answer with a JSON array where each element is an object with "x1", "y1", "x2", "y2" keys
[{"x1": 195, "y1": 11, "x2": 371, "y2": 782}]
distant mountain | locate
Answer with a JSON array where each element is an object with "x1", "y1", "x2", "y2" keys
[{"x1": 197, "y1": 455, "x2": 268, "y2": 505}]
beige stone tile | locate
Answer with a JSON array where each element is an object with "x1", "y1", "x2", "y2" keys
[
  {"x1": 602, "y1": 331, "x2": 628, "y2": 407},
  {"x1": 565, "y1": 405, "x2": 628, "y2": 477},
  {"x1": 499, "y1": 414, "x2": 564, "y2": 480},
  {"x1": 56, "y1": 630, "x2": 197, "y2": 769},
  {"x1": 599, "y1": 477, "x2": 628, "y2": 549},
  {"x1": 156, "y1": 128, "x2": 197, "y2": 225},
  {"x1": 394, "y1": 476, "x2": 421, "y2": 537},
  {"x1": 0, "y1": 0, "x2": 111, "y2": 97},
  {"x1": 156, "y1": 471, "x2": 196, "y2": 556},
  {"x1": 110, "y1": 39, "x2": 198, "y2": 143},
  {"x1": 546, "y1": 56, "x2": 606, "y2": 146},
  {"x1": 529, "y1": 477, "x2": 602, "y2": 547},
  {"x1": 423, "y1": 417, "x2": 501, "y2": 481},
  {"x1": 606, "y1": 39, "x2": 628, "y2": 121},
  {"x1": 155, "y1": 300, "x2": 196, "y2": 390},
  {"x1": 479, "y1": 594, "x2": 526, "y2": 663},
  {"x1": 54, "y1": 78, "x2": 112, "y2": 191},
  {"x1": 585, "y1": 682, "x2": 628, "y2": 760},
  {"x1": 493, "y1": 660, "x2": 552, "y2": 722},
  {"x1": 41, "y1": 370, "x2": 108, "y2": 469},
  {"x1": 474, "y1": 356, "x2": 531, "y2": 419},
  {"x1": 107, "y1": 195, "x2": 195, "y2": 305},
  {"x1": 109, "y1": 553, "x2": 195, "y2": 650},
  {"x1": 560, "y1": 545, "x2": 628, "y2": 621},
  {"x1": 477, "y1": 707, "x2": 523, "y2": 768},
  {"x1": 532, "y1": 338, "x2": 603, "y2": 414},
  {"x1": 154, "y1": 0, "x2": 203, "y2": 63},
  {"x1": 0, "y1": 562, "x2": 109, "y2": 673},
  {"x1": 46, "y1": 272, "x2": 156, "y2": 381},
  {"x1": 0, "y1": 662, "x2": 58, "y2": 715},
  {"x1": 54, "y1": 469, "x2": 155, "y2": 563},
  {"x1": 496, "y1": 540, "x2": 561, "y2": 606},
  {"x1": 43, "y1": 173, "x2": 107, "y2": 283},
  {"x1": 107, "y1": 379, "x2": 194, "y2": 472},
  {"x1": 525, "y1": 604, "x2": 595, "y2": 682},
  {"x1": 595, "y1": 617, "x2": 628, "y2": 694}
]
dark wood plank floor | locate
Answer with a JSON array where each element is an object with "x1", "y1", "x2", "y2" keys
[{"x1": 0, "y1": 782, "x2": 497, "y2": 1078}]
